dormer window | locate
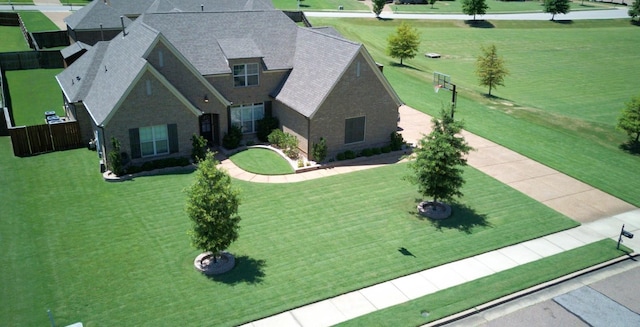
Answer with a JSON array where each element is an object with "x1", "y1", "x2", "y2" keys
[{"x1": 233, "y1": 63, "x2": 259, "y2": 87}]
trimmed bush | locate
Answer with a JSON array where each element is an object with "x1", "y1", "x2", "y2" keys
[
  {"x1": 222, "y1": 125, "x2": 243, "y2": 149},
  {"x1": 390, "y1": 131, "x2": 405, "y2": 151},
  {"x1": 336, "y1": 152, "x2": 346, "y2": 161},
  {"x1": 191, "y1": 134, "x2": 208, "y2": 163},
  {"x1": 361, "y1": 148, "x2": 374, "y2": 157},
  {"x1": 108, "y1": 137, "x2": 124, "y2": 176},
  {"x1": 268, "y1": 129, "x2": 299, "y2": 159},
  {"x1": 344, "y1": 150, "x2": 356, "y2": 160},
  {"x1": 125, "y1": 157, "x2": 190, "y2": 175},
  {"x1": 381, "y1": 145, "x2": 392, "y2": 153},
  {"x1": 312, "y1": 137, "x2": 328, "y2": 162}
]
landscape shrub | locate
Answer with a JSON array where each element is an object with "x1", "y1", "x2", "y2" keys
[
  {"x1": 125, "y1": 157, "x2": 190, "y2": 175},
  {"x1": 268, "y1": 129, "x2": 299, "y2": 159},
  {"x1": 390, "y1": 131, "x2": 405, "y2": 151},
  {"x1": 381, "y1": 145, "x2": 392, "y2": 153},
  {"x1": 361, "y1": 148, "x2": 374, "y2": 157},
  {"x1": 344, "y1": 150, "x2": 356, "y2": 160},
  {"x1": 191, "y1": 134, "x2": 208, "y2": 163},
  {"x1": 336, "y1": 152, "x2": 346, "y2": 161},
  {"x1": 312, "y1": 137, "x2": 328, "y2": 162},
  {"x1": 222, "y1": 125, "x2": 243, "y2": 149},
  {"x1": 372, "y1": 147, "x2": 381, "y2": 155},
  {"x1": 108, "y1": 137, "x2": 124, "y2": 176}
]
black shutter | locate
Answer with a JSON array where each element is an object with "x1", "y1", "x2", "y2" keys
[
  {"x1": 264, "y1": 101, "x2": 272, "y2": 117},
  {"x1": 168, "y1": 123, "x2": 178, "y2": 153},
  {"x1": 129, "y1": 128, "x2": 141, "y2": 159}
]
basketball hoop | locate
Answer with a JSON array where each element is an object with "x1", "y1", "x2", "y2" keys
[{"x1": 434, "y1": 84, "x2": 442, "y2": 93}]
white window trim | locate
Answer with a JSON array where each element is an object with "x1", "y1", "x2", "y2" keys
[
  {"x1": 230, "y1": 103, "x2": 264, "y2": 134},
  {"x1": 140, "y1": 125, "x2": 169, "y2": 157},
  {"x1": 233, "y1": 63, "x2": 259, "y2": 87}
]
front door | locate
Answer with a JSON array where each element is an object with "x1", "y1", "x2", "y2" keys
[{"x1": 199, "y1": 114, "x2": 219, "y2": 145}]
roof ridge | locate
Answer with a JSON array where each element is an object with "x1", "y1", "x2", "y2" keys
[{"x1": 301, "y1": 26, "x2": 360, "y2": 47}]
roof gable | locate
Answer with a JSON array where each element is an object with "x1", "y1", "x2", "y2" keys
[{"x1": 272, "y1": 28, "x2": 361, "y2": 118}]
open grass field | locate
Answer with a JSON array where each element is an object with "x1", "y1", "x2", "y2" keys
[
  {"x1": 5, "y1": 68, "x2": 64, "y2": 126},
  {"x1": 338, "y1": 239, "x2": 630, "y2": 326},
  {"x1": 0, "y1": 137, "x2": 579, "y2": 326},
  {"x1": 390, "y1": 0, "x2": 615, "y2": 14},
  {"x1": 230, "y1": 148, "x2": 294, "y2": 175},
  {"x1": 308, "y1": 17, "x2": 640, "y2": 207}
]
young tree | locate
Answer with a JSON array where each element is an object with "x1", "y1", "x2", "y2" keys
[
  {"x1": 461, "y1": 0, "x2": 489, "y2": 21},
  {"x1": 387, "y1": 22, "x2": 420, "y2": 66},
  {"x1": 407, "y1": 107, "x2": 472, "y2": 208},
  {"x1": 544, "y1": 0, "x2": 571, "y2": 21},
  {"x1": 372, "y1": 0, "x2": 386, "y2": 17},
  {"x1": 186, "y1": 151, "x2": 241, "y2": 263},
  {"x1": 475, "y1": 44, "x2": 509, "y2": 96},
  {"x1": 108, "y1": 137, "x2": 124, "y2": 176},
  {"x1": 617, "y1": 95, "x2": 640, "y2": 144},
  {"x1": 629, "y1": 0, "x2": 640, "y2": 21}
]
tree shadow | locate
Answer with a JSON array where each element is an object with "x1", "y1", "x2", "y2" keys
[
  {"x1": 619, "y1": 140, "x2": 640, "y2": 155},
  {"x1": 376, "y1": 17, "x2": 394, "y2": 21},
  {"x1": 389, "y1": 62, "x2": 423, "y2": 72},
  {"x1": 552, "y1": 20, "x2": 574, "y2": 25},
  {"x1": 411, "y1": 200, "x2": 491, "y2": 234},
  {"x1": 207, "y1": 255, "x2": 266, "y2": 285},
  {"x1": 463, "y1": 20, "x2": 495, "y2": 28}
]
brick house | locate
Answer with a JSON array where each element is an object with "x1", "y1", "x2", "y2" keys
[{"x1": 56, "y1": 9, "x2": 402, "y2": 170}]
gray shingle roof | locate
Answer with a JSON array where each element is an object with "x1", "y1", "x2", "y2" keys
[
  {"x1": 272, "y1": 28, "x2": 361, "y2": 118},
  {"x1": 140, "y1": 11, "x2": 297, "y2": 75},
  {"x1": 64, "y1": 0, "x2": 143, "y2": 30},
  {"x1": 56, "y1": 41, "x2": 109, "y2": 103},
  {"x1": 145, "y1": 0, "x2": 273, "y2": 13},
  {"x1": 60, "y1": 41, "x2": 92, "y2": 59}
]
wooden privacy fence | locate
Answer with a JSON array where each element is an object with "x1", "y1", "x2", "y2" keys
[{"x1": 8, "y1": 121, "x2": 83, "y2": 157}]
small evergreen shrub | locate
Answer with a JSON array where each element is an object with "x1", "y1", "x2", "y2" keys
[
  {"x1": 361, "y1": 148, "x2": 374, "y2": 157},
  {"x1": 390, "y1": 132, "x2": 405, "y2": 151},
  {"x1": 381, "y1": 145, "x2": 392, "y2": 153},
  {"x1": 222, "y1": 125, "x2": 243, "y2": 149},
  {"x1": 125, "y1": 157, "x2": 190, "y2": 175},
  {"x1": 372, "y1": 147, "x2": 381, "y2": 155},
  {"x1": 108, "y1": 137, "x2": 124, "y2": 176},
  {"x1": 256, "y1": 116, "x2": 279, "y2": 142},
  {"x1": 336, "y1": 152, "x2": 346, "y2": 161},
  {"x1": 191, "y1": 134, "x2": 208, "y2": 163},
  {"x1": 311, "y1": 137, "x2": 328, "y2": 162},
  {"x1": 344, "y1": 150, "x2": 356, "y2": 160}
]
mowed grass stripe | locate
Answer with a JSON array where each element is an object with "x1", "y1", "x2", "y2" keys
[{"x1": 1, "y1": 138, "x2": 577, "y2": 326}]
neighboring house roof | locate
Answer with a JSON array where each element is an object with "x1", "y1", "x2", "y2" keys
[
  {"x1": 139, "y1": 11, "x2": 297, "y2": 75},
  {"x1": 60, "y1": 41, "x2": 92, "y2": 59},
  {"x1": 65, "y1": 0, "x2": 273, "y2": 31},
  {"x1": 64, "y1": 0, "x2": 141, "y2": 30}
]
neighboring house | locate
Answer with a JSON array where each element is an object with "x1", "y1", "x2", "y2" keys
[
  {"x1": 56, "y1": 9, "x2": 402, "y2": 171},
  {"x1": 64, "y1": 0, "x2": 275, "y2": 46}
]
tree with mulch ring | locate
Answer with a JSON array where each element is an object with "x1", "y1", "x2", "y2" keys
[
  {"x1": 185, "y1": 151, "x2": 241, "y2": 275},
  {"x1": 406, "y1": 107, "x2": 473, "y2": 219}
]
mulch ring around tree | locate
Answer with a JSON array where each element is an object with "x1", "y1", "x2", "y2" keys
[
  {"x1": 194, "y1": 251, "x2": 235, "y2": 275},
  {"x1": 417, "y1": 201, "x2": 452, "y2": 220}
]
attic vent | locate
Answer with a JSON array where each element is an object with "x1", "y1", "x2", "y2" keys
[
  {"x1": 201, "y1": 4, "x2": 204, "y2": 11},
  {"x1": 76, "y1": 76, "x2": 81, "y2": 81}
]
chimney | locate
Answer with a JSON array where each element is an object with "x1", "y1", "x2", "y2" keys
[
  {"x1": 100, "y1": 23, "x2": 104, "y2": 41},
  {"x1": 120, "y1": 16, "x2": 126, "y2": 37}
]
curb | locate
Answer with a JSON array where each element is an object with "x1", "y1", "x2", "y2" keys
[{"x1": 422, "y1": 252, "x2": 638, "y2": 327}]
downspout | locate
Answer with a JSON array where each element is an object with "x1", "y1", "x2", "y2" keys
[{"x1": 98, "y1": 125, "x2": 106, "y2": 172}]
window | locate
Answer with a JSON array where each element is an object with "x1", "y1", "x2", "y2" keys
[
  {"x1": 233, "y1": 63, "x2": 259, "y2": 87},
  {"x1": 139, "y1": 125, "x2": 168, "y2": 156},
  {"x1": 158, "y1": 50, "x2": 164, "y2": 67},
  {"x1": 145, "y1": 79, "x2": 152, "y2": 96},
  {"x1": 345, "y1": 116, "x2": 365, "y2": 144},
  {"x1": 230, "y1": 103, "x2": 264, "y2": 133}
]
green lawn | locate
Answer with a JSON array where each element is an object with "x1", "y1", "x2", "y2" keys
[
  {"x1": 18, "y1": 10, "x2": 60, "y2": 31},
  {"x1": 338, "y1": 239, "x2": 630, "y2": 326},
  {"x1": 308, "y1": 18, "x2": 640, "y2": 207},
  {"x1": 271, "y1": 0, "x2": 369, "y2": 11},
  {"x1": 5, "y1": 68, "x2": 64, "y2": 126},
  {"x1": 391, "y1": 0, "x2": 614, "y2": 14},
  {"x1": 230, "y1": 147, "x2": 295, "y2": 175},
  {"x1": 0, "y1": 137, "x2": 578, "y2": 326},
  {"x1": 0, "y1": 25, "x2": 30, "y2": 51}
]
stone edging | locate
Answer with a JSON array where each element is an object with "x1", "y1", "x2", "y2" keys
[
  {"x1": 103, "y1": 164, "x2": 196, "y2": 182},
  {"x1": 194, "y1": 251, "x2": 236, "y2": 275}
]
